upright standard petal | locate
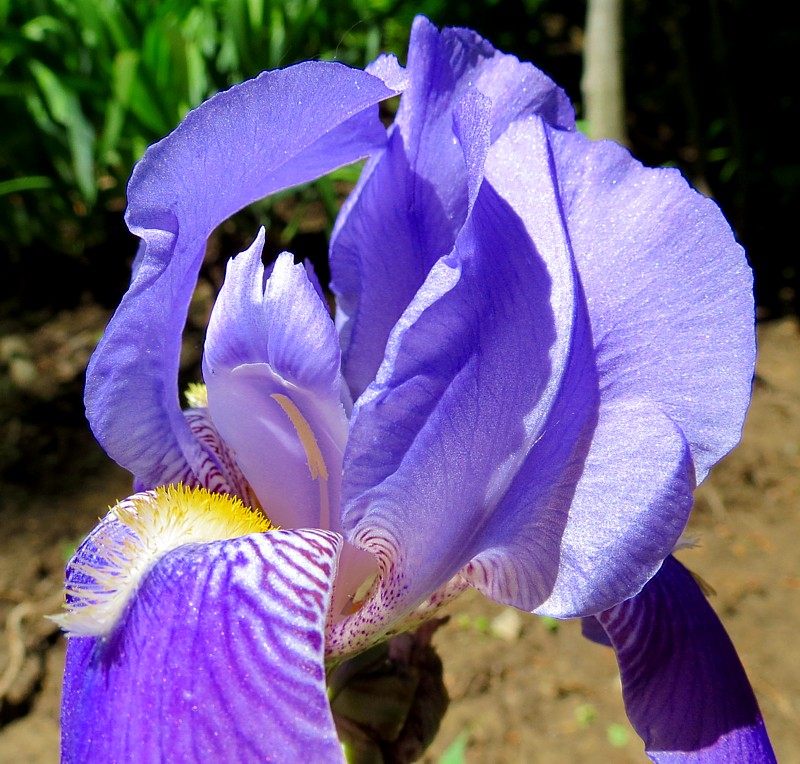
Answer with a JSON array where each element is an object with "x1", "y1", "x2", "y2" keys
[
  {"x1": 548, "y1": 127, "x2": 755, "y2": 481},
  {"x1": 462, "y1": 119, "x2": 697, "y2": 617},
  {"x1": 86, "y1": 62, "x2": 397, "y2": 490},
  {"x1": 392, "y1": 16, "x2": 574, "y2": 163},
  {"x1": 203, "y1": 237, "x2": 348, "y2": 532},
  {"x1": 338, "y1": 121, "x2": 592, "y2": 636},
  {"x1": 330, "y1": 16, "x2": 574, "y2": 399},
  {"x1": 588, "y1": 557, "x2": 776, "y2": 763},
  {"x1": 62, "y1": 529, "x2": 344, "y2": 763}
]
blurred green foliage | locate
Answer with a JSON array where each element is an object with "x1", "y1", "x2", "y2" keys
[
  {"x1": 3, "y1": 0, "x2": 556, "y2": 484},
  {"x1": 0, "y1": 0, "x2": 413, "y2": 267}
]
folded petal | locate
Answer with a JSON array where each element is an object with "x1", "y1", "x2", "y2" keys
[
  {"x1": 331, "y1": 16, "x2": 574, "y2": 399},
  {"x1": 461, "y1": 119, "x2": 696, "y2": 616},
  {"x1": 329, "y1": 126, "x2": 459, "y2": 400},
  {"x1": 86, "y1": 62, "x2": 396, "y2": 489},
  {"x1": 62, "y1": 529, "x2": 344, "y2": 763},
  {"x1": 394, "y1": 16, "x2": 574, "y2": 148},
  {"x1": 548, "y1": 128, "x2": 755, "y2": 481},
  {"x1": 588, "y1": 556, "x2": 776, "y2": 763},
  {"x1": 203, "y1": 239, "x2": 348, "y2": 531},
  {"x1": 340, "y1": 121, "x2": 589, "y2": 632},
  {"x1": 465, "y1": 398, "x2": 694, "y2": 617},
  {"x1": 391, "y1": 15, "x2": 573, "y2": 229},
  {"x1": 364, "y1": 53, "x2": 409, "y2": 91}
]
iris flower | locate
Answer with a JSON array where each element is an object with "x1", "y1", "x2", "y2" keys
[{"x1": 56, "y1": 17, "x2": 775, "y2": 763}]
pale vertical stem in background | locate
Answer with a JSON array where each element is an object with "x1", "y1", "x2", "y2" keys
[{"x1": 582, "y1": 0, "x2": 628, "y2": 145}]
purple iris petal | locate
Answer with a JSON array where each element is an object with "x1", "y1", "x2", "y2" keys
[
  {"x1": 329, "y1": 125, "x2": 458, "y2": 401},
  {"x1": 467, "y1": 396, "x2": 694, "y2": 616},
  {"x1": 589, "y1": 556, "x2": 776, "y2": 763},
  {"x1": 62, "y1": 529, "x2": 343, "y2": 763},
  {"x1": 460, "y1": 120, "x2": 697, "y2": 616},
  {"x1": 86, "y1": 62, "x2": 398, "y2": 490},
  {"x1": 181, "y1": 405, "x2": 259, "y2": 503},
  {"x1": 341, "y1": 118, "x2": 589, "y2": 624},
  {"x1": 330, "y1": 16, "x2": 574, "y2": 399},
  {"x1": 548, "y1": 127, "x2": 755, "y2": 482},
  {"x1": 392, "y1": 16, "x2": 574, "y2": 143},
  {"x1": 203, "y1": 233, "x2": 348, "y2": 531},
  {"x1": 452, "y1": 88, "x2": 492, "y2": 210}
]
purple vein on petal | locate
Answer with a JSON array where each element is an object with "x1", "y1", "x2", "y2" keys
[{"x1": 61, "y1": 530, "x2": 344, "y2": 763}]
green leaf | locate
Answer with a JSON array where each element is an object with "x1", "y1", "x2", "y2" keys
[
  {"x1": 28, "y1": 59, "x2": 74, "y2": 126},
  {"x1": 68, "y1": 116, "x2": 97, "y2": 204},
  {"x1": 21, "y1": 15, "x2": 64, "y2": 43},
  {"x1": 268, "y1": 3, "x2": 288, "y2": 69},
  {"x1": 100, "y1": 100, "x2": 125, "y2": 165},
  {"x1": 185, "y1": 41, "x2": 208, "y2": 107},
  {"x1": 246, "y1": 0, "x2": 265, "y2": 29},
  {"x1": 112, "y1": 50, "x2": 139, "y2": 107},
  {"x1": 28, "y1": 60, "x2": 96, "y2": 203},
  {"x1": 0, "y1": 176, "x2": 53, "y2": 196}
]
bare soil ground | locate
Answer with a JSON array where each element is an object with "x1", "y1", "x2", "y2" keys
[{"x1": 1, "y1": 318, "x2": 798, "y2": 763}]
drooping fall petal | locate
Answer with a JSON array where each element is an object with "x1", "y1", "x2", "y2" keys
[
  {"x1": 587, "y1": 556, "x2": 776, "y2": 763},
  {"x1": 330, "y1": 16, "x2": 574, "y2": 399},
  {"x1": 61, "y1": 528, "x2": 344, "y2": 763}
]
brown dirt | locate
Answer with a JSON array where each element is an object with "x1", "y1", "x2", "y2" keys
[{"x1": 1, "y1": 318, "x2": 798, "y2": 763}]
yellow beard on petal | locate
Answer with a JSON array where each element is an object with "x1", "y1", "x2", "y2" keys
[{"x1": 51, "y1": 485, "x2": 274, "y2": 637}]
